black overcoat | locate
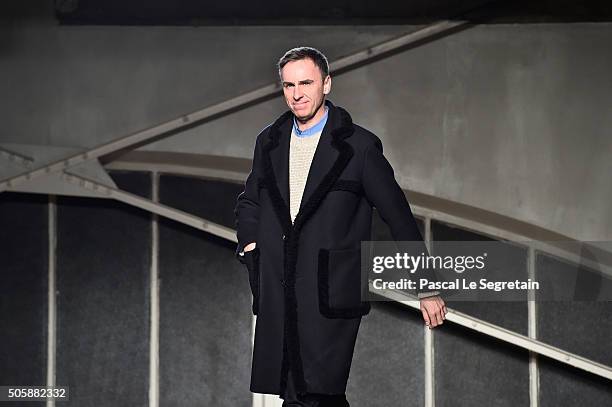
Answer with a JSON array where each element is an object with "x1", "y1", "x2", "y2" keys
[{"x1": 234, "y1": 99, "x2": 433, "y2": 396}]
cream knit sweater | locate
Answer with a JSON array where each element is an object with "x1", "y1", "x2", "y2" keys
[{"x1": 289, "y1": 126, "x2": 322, "y2": 224}]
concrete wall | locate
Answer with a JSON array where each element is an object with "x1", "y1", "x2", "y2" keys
[{"x1": 2, "y1": 2, "x2": 611, "y2": 242}]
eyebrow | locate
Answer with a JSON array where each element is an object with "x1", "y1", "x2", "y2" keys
[{"x1": 282, "y1": 79, "x2": 315, "y2": 86}]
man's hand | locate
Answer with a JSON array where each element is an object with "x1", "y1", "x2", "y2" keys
[
  {"x1": 420, "y1": 295, "x2": 447, "y2": 329},
  {"x1": 238, "y1": 242, "x2": 257, "y2": 257},
  {"x1": 243, "y1": 242, "x2": 257, "y2": 253}
]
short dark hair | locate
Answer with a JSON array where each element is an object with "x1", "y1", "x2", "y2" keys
[{"x1": 277, "y1": 46, "x2": 330, "y2": 80}]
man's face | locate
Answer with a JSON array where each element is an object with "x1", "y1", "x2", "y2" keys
[{"x1": 280, "y1": 58, "x2": 331, "y2": 123}]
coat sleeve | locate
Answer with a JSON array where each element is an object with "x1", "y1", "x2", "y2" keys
[
  {"x1": 234, "y1": 131, "x2": 265, "y2": 264},
  {"x1": 362, "y1": 137, "x2": 440, "y2": 299}
]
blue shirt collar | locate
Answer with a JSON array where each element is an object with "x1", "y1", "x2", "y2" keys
[{"x1": 293, "y1": 105, "x2": 329, "y2": 137}]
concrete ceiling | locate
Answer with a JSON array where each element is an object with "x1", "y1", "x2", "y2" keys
[{"x1": 47, "y1": 0, "x2": 612, "y2": 25}]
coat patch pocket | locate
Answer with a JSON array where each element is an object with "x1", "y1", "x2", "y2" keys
[
  {"x1": 330, "y1": 179, "x2": 363, "y2": 195},
  {"x1": 242, "y1": 247, "x2": 260, "y2": 315},
  {"x1": 318, "y1": 247, "x2": 371, "y2": 318}
]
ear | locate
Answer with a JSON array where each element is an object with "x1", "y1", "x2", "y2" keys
[{"x1": 323, "y1": 75, "x2": 332, "y2": 95}]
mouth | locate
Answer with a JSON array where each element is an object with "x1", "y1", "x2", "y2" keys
[{"x1": 293, "y1": 101, "x2": 308, "y2": 109}]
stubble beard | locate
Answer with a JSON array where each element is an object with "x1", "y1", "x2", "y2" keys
[{"x1": 294, "y1": 97, "x2": 325, "y2": 125}]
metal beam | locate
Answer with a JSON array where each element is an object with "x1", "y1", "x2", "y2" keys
[
  {"x1": 0, "y1": 146, "x2": 34, "y2": 167},
  {"x1": 0, "y1": 19, "x2": 468, "y2": 194},
  {"x1": 60, "y1": 172, "x2": 236, "y2": 243},
  {"x1": 423, "y1": 216, "x2": 435, "y2": 407},
  {"x1": 46, "y1": 196, "x2": 57, "y2": 407},
  {"x1": 149, "y1": 172, "x2": 160, "y2": 407},
  {"x1": 528, "y1": 246, "x2": 539, "y2": 407},
  {"x1": 1, "y1": 143, "x2": 118, "y2": 196}
]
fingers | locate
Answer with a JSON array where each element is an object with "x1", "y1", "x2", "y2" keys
[
  {"x1": 437, "y1": 297, "x2": 447, "y2": 318},
  {"x1": 420, "y1": 306, "x2": 431, "y2": 328},
  {"x1": 422, "y1": 304, "x2": 439, "y2": 329},
  {"x1": 434, "y1": 305, "x2": 444, "y2": 326},
  {"x1": 421, "y1": 298, "x2": 447, "y2": 329}
]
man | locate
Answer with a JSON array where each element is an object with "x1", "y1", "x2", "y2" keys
[{"x1": 234, "y1": 47, "x2": 446, "y2": 406}]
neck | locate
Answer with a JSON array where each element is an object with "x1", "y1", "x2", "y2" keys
[{"x1": 295, "y1": 100, "x2": 326, "y2": 131}]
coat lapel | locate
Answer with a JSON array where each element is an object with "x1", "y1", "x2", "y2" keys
[
  {"x1": 269, "y1": 117, "x2": 292, "y2": 217},
  {"x1": 262, "y1": 100, "x2": 355, "y2": 234}
]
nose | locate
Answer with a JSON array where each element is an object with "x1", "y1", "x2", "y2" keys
[{"x1": 293, "y1": 84, "x2": 303, "y2": 100}]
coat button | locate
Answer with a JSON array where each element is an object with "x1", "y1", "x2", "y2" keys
[
  {"x1": 280, "y1": 279, "x2": 286, "y2": 287},
  {"x1": 282, "y1": 234, "x2": 287, "y2": 240}
]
